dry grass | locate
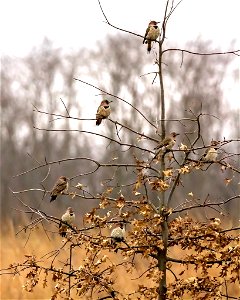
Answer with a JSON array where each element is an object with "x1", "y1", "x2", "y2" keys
[
  {"x1": 1, "y1": 221, "x2": 239, "y2": 299},
  {"x1": 1, "y1": 221, "x2": 59, "y2": 299},
  {"x1": 0, "y1": 222, "x2": 150, "y2": 299}
]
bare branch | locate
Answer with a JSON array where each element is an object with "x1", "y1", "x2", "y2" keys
[
  {"x1": 163, "y1": 48, "x2": 240, "y2": 56},
  {"x1": 73, "y1": 78, "x2": 157, "y2": 128},
  {"x1": 97, "y1": 0, "x2": 146, "y2": 41}
]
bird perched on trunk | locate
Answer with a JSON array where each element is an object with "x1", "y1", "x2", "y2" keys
[
  {"x1": 50, "y1": 176, "x2": 68, "y2": 202},
  {"x1": 143, "y1": 21, "x2": 160, "y2": 53},
  {"x1": 96, "y1": 100, "x2": 112, "y2": 126},
  {"x1": 200, "y1": 141, "x2": 219, "y2": 162},
  {"x1": 59, "y1": 207, "x2": 75, "y2": 237},
  {"x1": 154, "y1": 132, "x2": 179, "y2": 151},
  {"x1": 111, "y1": 223, "x2": 125, "y2": 246}
]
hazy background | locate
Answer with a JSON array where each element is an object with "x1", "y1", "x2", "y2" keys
[{"x1": 1, "y1": 0, "x2": 239, "y2": 229}]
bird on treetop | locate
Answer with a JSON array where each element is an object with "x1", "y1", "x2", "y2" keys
[{"x1": 143, "y1": 20, "x2": 160, "y2": 53}]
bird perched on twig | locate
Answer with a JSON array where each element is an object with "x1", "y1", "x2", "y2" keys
[
  {"x1": 50, "y1": 176, "x2": 68, "y2": 202},
  {"x1": 96, "y1": 100, "x2": 112, "y2": 126},
  {"x1": 154, "y1": 132, "x2": 179, "y2": 152},
  {"x1": 111, "y1": 223, "x2": 126, "y2": 246},
  {"x1": 152, "y1": 132, "x2": 179, "y2": 162},
  {"x1": 200, "y1": 141, "x2": 219, "y2": 162},
  {"x1": 59, "y1": 207, "x2": 75, "y2": 237},
  {"x1": 143, "y1": 21, "x2": 160, "y2": 53}
]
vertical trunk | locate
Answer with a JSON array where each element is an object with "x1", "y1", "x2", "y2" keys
[
  {"x1": 158, "y1": 23, "x2": 168, "y2": 300},
  {"x1": 159, "y1": 44, "x2": 166, "y2": 141},
  {"x1": 158, "y1": 220, "x2": 168, "y2": 300}
]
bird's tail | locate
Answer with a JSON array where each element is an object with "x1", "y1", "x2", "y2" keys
[
  {"x1": 60, "y1": 230, "x2": 67, "y2": 237},
  {"x1": 59, "y1": 222, "x2": 67, "y2": 237},
  {"x1": 96, "y1": 117, "x2": 102, "y2": 126},
  {"x1": 50, "y1": 195, "x2": 57, "y2": 202},
  {"x1": 147, "y1": 40, "x2": 152, "y2": 53}
]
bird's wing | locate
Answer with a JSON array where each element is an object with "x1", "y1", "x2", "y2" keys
[
  {"x1": 96, "y1": 105, "x2": 104, "y2": 117},
  {"x1": 52, "y1": 180, "x2": 67, "y2": 194},
  {"x1": 61, "y1": 212, "x2": 69, "y2": 222},
  {"x1": 143, "y1": 26, "x2": 150, "y2": 44},
  {"x1": 96, "y1": 105, "x2": 110, "y2": 118},
  {"x1": 161, "y1": 137, "x2": 170, "y2": 146},
  {"x1": 96, "y1": 105, "x2": 101, "y2": 115},
  {"x1": 154, "y1": 137, "x2": 170, "y2": 149},
  {"x1": 199, "y1": 148, "x2": 210, "y2": 161}
]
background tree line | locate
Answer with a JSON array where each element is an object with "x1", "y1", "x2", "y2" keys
[{"x1": 1, "y1": 36, "x2": 239, "y2": 229}]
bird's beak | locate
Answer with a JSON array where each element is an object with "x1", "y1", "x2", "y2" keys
[{"x1": 175, "y1": 133, "x2": 180, "y2": 136}]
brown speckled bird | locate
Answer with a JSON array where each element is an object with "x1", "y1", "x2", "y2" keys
[
  {"x1": 96, "y1": 100, "x2": 112, "y2": 126},
  {"x1": 154, "y1": 132, "x2": 179, "y2": 151},
  {"x1": 143, "y1": 21, "x2": 160, "y2": 53},
  {"x1": 50, "y1": 176, "x2": 68, "y2": 202},
  {"x1": 59, "y1": 207, "x2": 75, "y2": 237}
]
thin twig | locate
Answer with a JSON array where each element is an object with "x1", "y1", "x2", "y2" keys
[{"x1": 73, "y1": 78, "x2": 157, "y2": 128}]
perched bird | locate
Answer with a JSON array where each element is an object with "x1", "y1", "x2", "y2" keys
[
  {"x1": 59, "y1": 207, "x2": 75, "y2": 237},
  {"x1": 50, "y1": 176, "x2": 68, "y2": 202},
  {"x1": 200, "y1": 141, "x2": 219, "y2": 162},
  {"x1": 143, "y1": 21, "x2": 160, "y2": 53},
  {"x1": 154, "y1": 132, "x2": 179, "y2": 151},
  {"x1": 111, "y1": 223, "x2": 126, "y2": 245},
  {"x1": 96, "y1": 100, "x2": 112, "y2": 126}
]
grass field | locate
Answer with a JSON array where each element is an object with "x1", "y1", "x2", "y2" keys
[
  {"x1": 0, "y1": 221, "x2": 149, "y2": 299},
  {"x1": 1, "y1": 220, "x2": 239, "y2": 299}
]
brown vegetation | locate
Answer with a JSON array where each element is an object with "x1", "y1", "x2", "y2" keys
[{"x1": 1, "y1": 219, "x2": 239, "y2": 299}]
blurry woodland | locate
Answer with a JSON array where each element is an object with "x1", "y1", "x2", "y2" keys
[{"x1": 1, "y1": 36, "x2": 239, "y2": 227}]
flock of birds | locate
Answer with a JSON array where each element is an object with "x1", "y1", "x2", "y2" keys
[
  {"x1": 51, "y1": 131, "x2": 218, "y2": 242},
  {"x1": 51, "y1": 177, "x2": 126, "y2": 243},
  {"x1": 51, "y1": 20, "x2": 219, "y2": 244},
  {"x1": 57, "y1": 205, "x2": 125, "y2": 245},
  {"x1": 49, "y1": 172, "x2": 126, "y2": 243}
]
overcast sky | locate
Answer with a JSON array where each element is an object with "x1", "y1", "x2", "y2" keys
[
  {"x1": 1, "y1": 0, "x2": 239, "y2": 56},
  {"x1": 0, "y1": 0, "x2": 239, "y2": 112}
]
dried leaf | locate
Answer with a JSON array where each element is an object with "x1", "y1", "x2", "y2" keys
[
  {"x1": 224, "y1": 178, "x2": 232, "y2": 186},
  {"x1": 75, "y1": 183, "x2": 86, "y2": 190},
  {"x1": 179, "y1": 143, "x2": 188, "y2": 151},
  {"x1": 163, "y1": 169, "x2": 173, "y2": 178},
  {"x1": 134, "y1": 191, "x2": 141, "y2": 196}
]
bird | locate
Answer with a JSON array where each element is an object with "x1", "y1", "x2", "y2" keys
[
  {"x1": 111, "y1": 223, "x2": 125, "y2": 245},
  {"x1": 96, "y1": 100, "x2": 112, "y2": 126},
  {"x1": 59, "y1": 207, "x2": 75, "y2": 237},
  {"x1": 143, "y1": 21, "x2": 160, "y2": 53},
  {"x1": 50, "y1": 176, "x2": 68, "y2": 202},
  {"x1": 200, "y1": 141, "x2": 219, "y2": 162},
  {"x1": 154, "y1": 132, "x2": 179, "y2": 151}
]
